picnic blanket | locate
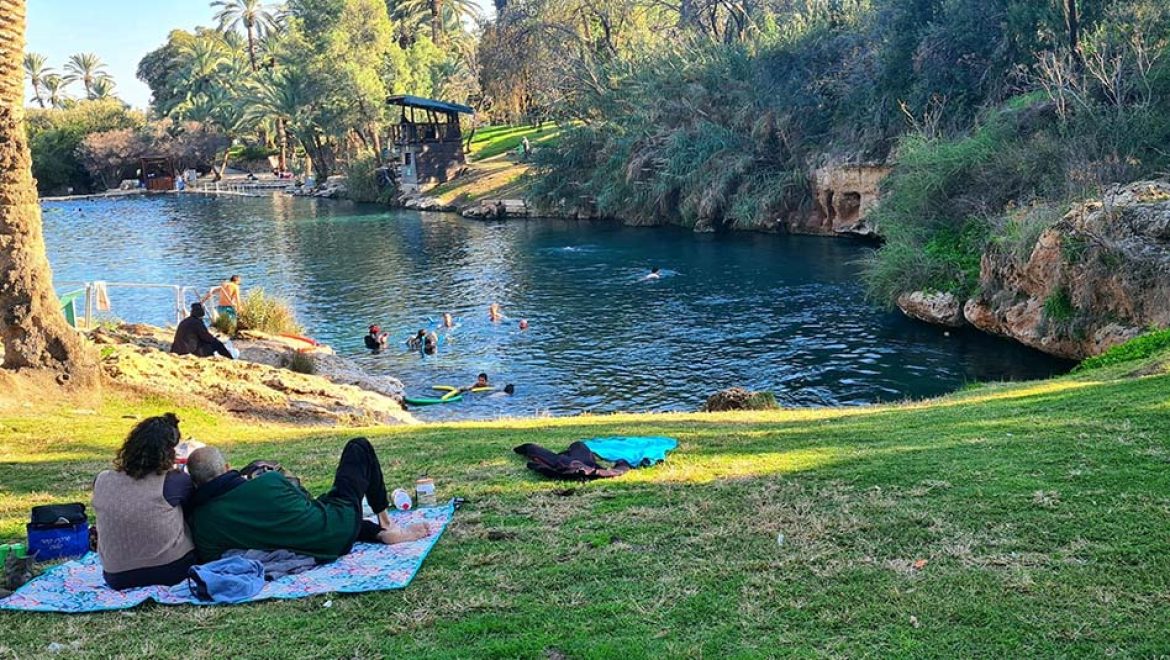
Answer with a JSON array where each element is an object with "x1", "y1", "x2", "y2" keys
[{"x1": 0, "y1": 501, "x2": 454, "y2": 613}]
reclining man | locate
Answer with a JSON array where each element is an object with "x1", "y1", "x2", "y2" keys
[{"x1": 185, "y1": 438, "x2": 431, "y2": 563}]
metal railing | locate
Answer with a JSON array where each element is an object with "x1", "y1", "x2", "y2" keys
[{"x1": 56, "y1": 281, "x2": 208, "y2": 328}]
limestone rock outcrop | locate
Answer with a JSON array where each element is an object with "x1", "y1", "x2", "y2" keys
[
  {"x1": 964, "y1": 181, "x2": 1170, "y2": 359},
  {"x1": 89, "y1": 324, "x2": 413, "y2": 426},
  {"x1": 896, "y1": 291, "x2": 966, "y2": 327},
  {"x1": 786, "y1": 163, "x2": 891, "y2": 237}
]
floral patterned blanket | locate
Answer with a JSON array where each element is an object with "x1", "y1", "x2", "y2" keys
[{"x1": 0, "y1": 502, "x2": 453, "y2": 613}]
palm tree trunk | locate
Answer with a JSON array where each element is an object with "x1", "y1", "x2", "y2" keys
[
  {"x1": 276, "y1": 118, "x2": 287, "y2": 172},
  {"x1": 31, "y1": 80, "x2": 43, "y2": 108},
  {"x1": 0, "y1": 0, "x2": 98, "y2": 383},
  {"x1": 431, "y1": 0, "x2": 443, "y2": 45},
  {"x1": 246, "y1": 26, "x2": 258, "y2": 72}
]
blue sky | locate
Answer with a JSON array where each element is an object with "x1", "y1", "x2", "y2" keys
[{"x1": 25, "y1": 1, "x2": 493, "y2": 110}]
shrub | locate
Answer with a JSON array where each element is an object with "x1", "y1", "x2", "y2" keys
[
  {"x1": 1043, "y1": 288, "x2": 1075, "y2": 323},
  {"x1": 344, "y1": 152, "x2": 395, "y2": 204},
  {"x1": 237, "y1": 288, "x2": 303, "y2": 336},
  {"x1": 1075, "y1": 328, "x2": 1170, "y2": 372}
]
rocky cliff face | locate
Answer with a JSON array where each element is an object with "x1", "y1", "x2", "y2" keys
[
  {"x1": 962, "y1": 181, "x2": 1170, "y2": 359},
  {"x1": 785, "y1": 163, "x2": 891, "y2": 237}
]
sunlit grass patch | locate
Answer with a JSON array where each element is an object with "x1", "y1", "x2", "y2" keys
[{"x1": 3, "y1": 357, "x2": 1170, "y2": 654}]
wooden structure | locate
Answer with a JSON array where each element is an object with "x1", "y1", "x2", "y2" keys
[
  {"x1": 387, "y1": 95, "x2": 474, "y2": 192},
  {"x1": 140, "y1": 156, "x2": 174, "y2": 192}
]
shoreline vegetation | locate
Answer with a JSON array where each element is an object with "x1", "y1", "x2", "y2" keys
[{"x1": 3, "y1": 330, "x2": 1170, "y2": 654}]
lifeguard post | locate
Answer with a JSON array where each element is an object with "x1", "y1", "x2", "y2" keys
[
  {"x1": 140, "y1": 156, "x2": 174, "y2": 191},
  {"x1": 387, "y1": 95, "x2": 474, "y2": 193}
]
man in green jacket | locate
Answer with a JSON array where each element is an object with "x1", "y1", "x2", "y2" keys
[{"x1": 185, "y1": 438, "x2": 431, "y2": 562}]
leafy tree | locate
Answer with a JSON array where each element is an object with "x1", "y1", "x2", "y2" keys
[{"x1": 25, "y1": 100, "x2": 144, "y2": 194}]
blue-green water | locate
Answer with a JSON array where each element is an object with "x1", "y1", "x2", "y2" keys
[{"x1": 42, "y1": 194, "x2": 1071, "y2": 419}]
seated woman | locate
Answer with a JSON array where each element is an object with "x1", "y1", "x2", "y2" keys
[{"x1": 92, "y1": 414, "x2": 196, "y2": 589}]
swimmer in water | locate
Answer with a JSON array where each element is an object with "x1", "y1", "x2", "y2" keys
[
  {"x1": 406, "y1": 329, "x2": 426, "y2": 351},
  {"x1": 645, "y1": 267, "x2": 661, "y2": 280},
  {"x1": 488, "y1": 303, "x2": 503, "y2": 322},
  {"x1": 518, "y1": 319, "x2": 529, "y2": 331},
  {"x1": 364, "y1": 325, "x2": 389, "y2": 353},
  {"x1": 441, "y1": 313, "x2": 455, "y2": 329},
  {"x1": 460, "y1": 373, "x2": 489, "y2": 393},
  {"x1": 488, "y1": 384, "x2": 516, "y2": 398},
  {"x1": 423, "y1": 331, "x2": 439, "y2": 356}
]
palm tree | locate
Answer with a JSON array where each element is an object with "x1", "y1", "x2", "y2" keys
[
  {"x1": 63, "y1": 52, "x2": 109, "y2": 98},
  {"x1": 88, "y1": 76, "x2": 116, "y2": 100},
  {"x1": 0, "y1": 0, "x2": 99, "y2": 381},
  {"x1": 23, "y1": 51, "x2": 50, "y2": 107},
  {"x1": 41, "y1": 73, "x2": 68, "y2": 108},
  {"x1": 392, "y1": 0, "x2": 480, "y2": 45},
  {"x1": 211, "y1": 0, "x2": 279, "y2": 72}
]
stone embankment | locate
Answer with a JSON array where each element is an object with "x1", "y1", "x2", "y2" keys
[
  {"x1": 898, "y1": 181, "x2": 1170, "y2": 359},
  {"x1": 90, "y1": 324, "x2": 414, "y2": 426}
]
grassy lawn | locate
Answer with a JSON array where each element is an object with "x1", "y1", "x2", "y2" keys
[
  {"x1": 3, "y1": 355, "x2": 1170, "y2": 656},
  {"x1": 468, "y1": 122, "x2": 563, "y2": 161}
]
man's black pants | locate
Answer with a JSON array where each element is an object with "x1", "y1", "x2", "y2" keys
[{"x1": 324, "y1": 437, "x2": 390, "y2": 542}]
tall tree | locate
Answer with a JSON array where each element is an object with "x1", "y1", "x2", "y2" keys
[
  {"x1": 88, "y1": 76, "x2": 116, "y2": 100},
  {"x1": 22, "y1": 51, "x2": 49, "y2": 108},
  {"x1": 63, "y1": 52, "x2": 109, "y2": 98},
  {"x1": 0, "y1": 0, "x2": 98, "y2": 382},
  {"x1": 211, "y1": 0, "x2": 280, "y2": 71},
  {"x1": 41, "y1": 73, "x2": 67, "y2": 108}
]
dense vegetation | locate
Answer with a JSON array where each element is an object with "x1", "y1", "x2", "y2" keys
[
  {"x1": 25, "y1": 0, "x2": 482, "y2": 194},
  {"x1": 501, "y1": 0, "x2": 1170, "y2": 301},
  {"x1": 5, "y1": 339, "x2": 1170, "y2": 654}
]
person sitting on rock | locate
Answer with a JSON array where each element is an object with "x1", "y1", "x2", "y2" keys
[
  {"x1": 184, "y1": 439, "x2": 431, "y2": 563},
  {"x1": 171, "y1": 303, "x2": 233, "y2": 359},
  {"x1": 92, "y1": 414, "x2": 197, "y2": 589},
  {"x1": 364, "y1": 325, "x2": 389, "y2": 353}
]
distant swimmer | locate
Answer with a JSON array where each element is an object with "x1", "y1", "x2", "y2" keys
[
  {"x1": 518, "y1": 319, "x2": 529, "y2": 331},
  {"x1": 364, "y1": 324, "x2": 389, "y2": 353},
  {"x1": 423, "y1": 331, "x2": 439, "y2": 356},
  {"x1": 489, "y1": 303, "x2": 503, "y2": 322},
  {"x1": 441, "y1": 313, "x2": 455, "y2": 329},
  {"x1": 644, "y1": 267, "x2": 661, "y2": 280},
  {"x1": 488, "y1": 384, "x2": 516, "y2": 398},
  {"x1": 406, "y1": 329, "x2": 426, "y2": 351}
]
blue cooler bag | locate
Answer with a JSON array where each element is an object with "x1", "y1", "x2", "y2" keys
[{"x1": 27, "y1": 503, "x2": 89, "y2": 560}]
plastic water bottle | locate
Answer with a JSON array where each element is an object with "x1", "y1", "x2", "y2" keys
[{"x1": 392, "y1": 488, "x2": 412, "y2": 511}]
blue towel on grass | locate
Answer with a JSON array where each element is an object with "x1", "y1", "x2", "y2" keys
[
  {"x1": 188, "y1": 556, "x2": 265, "y2": 603},
  {"x1": 583, "y1": 436, "x2": 678, "y2": 467}
]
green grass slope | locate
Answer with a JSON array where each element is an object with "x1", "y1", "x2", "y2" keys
[{"x1": 3, "y1": 352, "x2": 1170, "y2": 656}]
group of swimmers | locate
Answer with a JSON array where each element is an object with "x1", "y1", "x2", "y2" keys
[{"x1": 362, "y1": 305, "x2": 523, "y2": 401}]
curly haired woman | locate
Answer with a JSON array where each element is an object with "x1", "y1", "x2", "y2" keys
[{"x1": 92, "y1": 413, "x2": 196, "y2": 589}]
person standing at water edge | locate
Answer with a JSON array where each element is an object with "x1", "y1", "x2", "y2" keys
[{"x1": 202, "y1": 275, "x2": 243, "y2": 324}]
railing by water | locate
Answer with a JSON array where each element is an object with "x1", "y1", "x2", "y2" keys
[{"x1": 56, "y1": 281, "x2": 209, "y2": 328}]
